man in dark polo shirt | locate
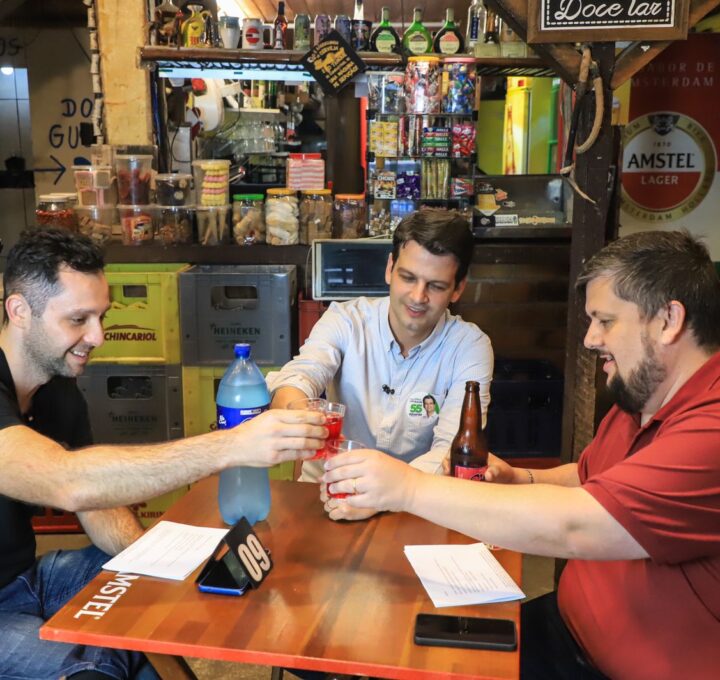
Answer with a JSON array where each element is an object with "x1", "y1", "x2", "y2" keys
[
  {"x1": 324, "y1": 230, "x2": 720, "y2": 680},
  {"x1": 0, "y1": 230, "x2": 326, "y2": 680}
]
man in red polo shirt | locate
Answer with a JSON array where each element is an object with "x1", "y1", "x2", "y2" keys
[{"x1": 324, "y1": 230, "x2": 720, "y2": 679}]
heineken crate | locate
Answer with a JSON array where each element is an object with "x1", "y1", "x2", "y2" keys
[
  {"x1": 179, "y1": 265, "x2": 296, "y2": 366},
  {"x1": 91, "y1": 263, "x2": 189, "y2": 365},
  {"x1": 182, "y1": 365, "x2": 293, "y2": 481},
  {"x1": 78, "y1": 364, "x2": 183, "y2": 444}
]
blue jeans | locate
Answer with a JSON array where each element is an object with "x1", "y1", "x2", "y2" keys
[{"x1": 0, "y1": 545, "x2": 158, "y2": 680}]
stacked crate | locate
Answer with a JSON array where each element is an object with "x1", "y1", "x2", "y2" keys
[
  {"x1": 179, "y1": 264, "x2": 298, "y2": 482},
  {"x1": 78, "y1": 263, "x2": 190, "y2": 528}
]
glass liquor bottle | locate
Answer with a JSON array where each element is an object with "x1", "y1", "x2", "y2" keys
[
  {"x1": 475, "y1": 4, "x2": 501, "y2": 57},
  {"x1": 465, "y1": 0, "x2": 486, "y2": 53},
  {"x1": 433, "y1": 8, "x2": 465, "y2": 55},
  {"x1": 370, "y1": 6, "x2": 400, "y2": 53},
  {"x1": 273, "y1": 1, "x2": 288, "y2": 49},
  {"x1": 402, "y1": 7, "x2": 432, "y2": 55}
]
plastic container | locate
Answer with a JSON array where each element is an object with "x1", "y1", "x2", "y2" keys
[
  {"x1": 216, "y1": 343, "x2": 271, "y2": 525},
  {"x1": 115, "y1": 154, "x2": 153, "y2": 204},
  {"x1": 118, "y1": 204, "x2": 156, "y2": 245},
  {"x1": 299, "y1": 189, "x2": 333, "y2": 243},
  {"x1": 265, "y1": 188, "x2": 299, "y2": 245},
  {"x1": 155, "y1": 173, "x2": 193, "y2": 206},
  {"x1": 76, "y1": 205, "x2": 117, "y2": 245},
  {"x1": 442, "y1": 57, "x2": 476, "y2": 115},
  {"x1": 156, "y1": 205, "x2": 194, "y2": 245},
  {"x1": 196, "y1": 205, "x2": 231, "y2": 245},
  {"x1": 232, "y1": 194, "x2": 266, "y2": 245},
  {"x1": 405, "y1": 56, "x2": 441, "y2": 114},
  {"x1": 332, "y1": 194, "x2": 366, "y2": 239},
  {"x1": 192, "y1": 159, "x2": 231, "y2": 207},
  {"x1": 72, "y1": 165, "x2": 116, "y2": 206},
  {"x1": 367, "y1": 71, "x2": 405, "y2": 114},
  {"x1": 35, "y1": 194, "x2": 78, "y2": 230}
]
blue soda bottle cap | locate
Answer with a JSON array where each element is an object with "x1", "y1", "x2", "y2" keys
[{"x1": 234, "y1": 343, "x2": 251, "y2": 358}]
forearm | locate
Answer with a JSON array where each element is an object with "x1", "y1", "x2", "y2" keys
[
  {"x1": 271, "y1": 385, "x2": 310, "y2": 409},
  {"x1": 403, "y1": 471, "x2": 625, "y2": 559},
  {"x1": 509, "y1": 463, "x2": 580, "y2": 486},
  {"x1": 78, "y1": 507, "x2": 144, "y2": 555}
]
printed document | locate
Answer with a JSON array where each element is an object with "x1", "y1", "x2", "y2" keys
[
  {"x1": 404, "y1": 543, "x2": 525, "y2": 608},
  {"x1": 103, "y1": 521, "x2": 229, "y2": 581}
]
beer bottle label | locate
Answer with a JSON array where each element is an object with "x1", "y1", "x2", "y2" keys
[{"x1": 454, "y1": 464, "x2": 487, "y2": 482}]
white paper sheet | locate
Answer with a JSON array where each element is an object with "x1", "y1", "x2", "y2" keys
[
  {"x1": 103, "y1": 520, "x2": 229, "y2": 581},
  {"x1": 404, "y1": 543, "x2": 525, "y2": 608}
]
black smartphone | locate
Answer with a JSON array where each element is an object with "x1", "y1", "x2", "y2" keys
[
  {"x1": 197, "y1": 559, "x2": 248, "y2": 597},
  {"x1": 414, "y1": 614, "x2": 517, "y2": 651}
]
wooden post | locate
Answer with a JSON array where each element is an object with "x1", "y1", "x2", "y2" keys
[
  {"x1": 561, "y1": 43, "x2": 619, "y2": 463},
  {"x1": 96, "y1": 0, "x2": 153, "y2": 145}
]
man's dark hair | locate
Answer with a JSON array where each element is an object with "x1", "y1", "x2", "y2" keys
[
  {"x1": 392, "y1": 208, "x2": 474, "y2": 286},
  {"x1": 3, "y1": 229, "x2": 105, "y2": 323},
  {"x1": 576, "y1": 229, "x2": 720, "y2": 350}
]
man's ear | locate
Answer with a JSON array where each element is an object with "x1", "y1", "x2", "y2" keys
[
  {"x1": 385, "y1": 252, "x2": 395, "y2": 286},
  {"x1": 450, "y1": 277, "x2": 467, "y2": 304},
  {"x1": 659, "y1": 300, "x2": 686, "y2": 345},
  {"x1": 4, "y1": 293, "x2": 32, "y2": 330}
]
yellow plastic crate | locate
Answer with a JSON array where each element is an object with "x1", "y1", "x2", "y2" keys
[
  {"x1": 92, "y1": 264, "x2": 190, "y2": 364},
  {"x1": 182, "y1": 365, "x2": 293, "y2": 481},
  {"x1": 130, "y1": 486, "x2": 190, "y2": 528}
]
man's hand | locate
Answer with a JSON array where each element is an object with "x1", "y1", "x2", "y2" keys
[
  {"x1": 484, "y1": 453, "x2": 517, "y2": 484},
  {"x1": 320, "y1": 483, "x2": 378, "y2": 521},
  {"x1": 323, "y1": 448, "x2": 420, "y2": 513},
  {"x1": 224, "y1": 409, "x2": 327, "y2": 467}
]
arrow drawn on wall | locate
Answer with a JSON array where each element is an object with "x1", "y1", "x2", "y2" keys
[{"x1": 33, "y1": 155, "x2": 66, "y2": 185}]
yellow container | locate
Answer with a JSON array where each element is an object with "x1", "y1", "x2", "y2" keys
[
  {"x1": 181, "y1": 365, "x2": 294, "y2": 481},
  {"x1": 131, "y1": 486, "x2": 190, "y2": 528},
  {"x1": 91, "y1": 264, "x2": 190, "y2": 364}
]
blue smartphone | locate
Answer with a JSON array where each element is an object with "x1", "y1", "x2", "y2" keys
[{"x1": 196, "y1": 560, "x2": 248, "y2": 597}]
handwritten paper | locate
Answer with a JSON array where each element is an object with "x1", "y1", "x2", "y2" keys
[
  {"x1": 404, "y1": 543, "x2": 525, "y2": 608},
  {"x1": 103, "y1": 521, "x2": 229, "y2": 581}
]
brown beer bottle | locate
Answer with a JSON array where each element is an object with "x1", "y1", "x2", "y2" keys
[{"x1": 450, "y1": 381, "x2": 489, "y2": 481}]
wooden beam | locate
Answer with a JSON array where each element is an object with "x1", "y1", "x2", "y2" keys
[
  {"x1": 486, "y1": 0, "x2": 582, "y2": 85},
  {"x1": 611, "y1": 0, "x2": 720, "y2": 89}
]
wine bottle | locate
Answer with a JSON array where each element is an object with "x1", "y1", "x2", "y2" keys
[
  {"x1": 370, "y1": 6, "x2": 400, "y2": 53},
  {"x1": 465, "y1": 0, "x2": 486, "y2": 53},
  {"x1": 402, "y1": 7, "x2": 432, "y2": 55},
  {"x1": 273, "y1": 1, "x2": 288, "y2": 49},
  {"x1": 450, "y1": 381, "x2": 489, "y2": 482},
  {"x1": 433, "y1": 8, "x2": 465, "y2": 55}
]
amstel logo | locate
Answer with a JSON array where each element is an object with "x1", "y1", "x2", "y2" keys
[{"x1": 622, "y1": 112, "x2": 716, "y2": 223}]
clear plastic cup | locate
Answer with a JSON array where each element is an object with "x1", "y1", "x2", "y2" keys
[
  {"x1": 155, "y1": 173, "x2": 193, "y2": 206},
  {"x1": 156, "y1": 205, "x2": 194, "y2": 245},
  {"x1": 76, "y1": 205, "x2": 117, "y2": 245},
  {"x1": 196, "y1": 205, "x2": 230, "y2": 245},
  {"x1": 115, "y1": 154, "x2": 153, "y2": 204},
  {"x1": 326, "y1": 439, "x2": 368, "y2": 499}
]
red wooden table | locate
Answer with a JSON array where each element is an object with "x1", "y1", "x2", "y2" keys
[{"x1": 41, "y1": 478, "x2": 521, "y2": 679}]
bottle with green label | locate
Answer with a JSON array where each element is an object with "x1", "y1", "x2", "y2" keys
[
  {"x1": 402, "y1": 7, "x2": 432, "y2": 55},
  {"x1": 433, "y1": 8, "x2": 465, "y2": 55},
  {"x1": 369, "y1": 6, "x2": 400, "y2": 53}
]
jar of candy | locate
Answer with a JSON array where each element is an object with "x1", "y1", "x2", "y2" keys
[
  {"x1": 192, "y1": 159, "x2": 231, "y2": 207},
  {"x1": 115, "y1": 154, "x2": 153, "y2": 204},
  {"x1": 367, "y1": 72, "x2": 405, "y2": 114},
  {"x1": 76, "y1": 206, "x2": 117, "y2": 245},
  {"x1": 196, "y1": 205, "x2": 231, "y2": 245},
  {"x1": 405, "y1": 56, "x2": 441, "y2": 114},
  {"x1": 442, "y1": 57, "x2": 476, "y2": 115},
  {"x1": 265, "y1": 188, "x2": 299, "y2": 245},
  {"x1": 118, "y1": 205, "x2": 156, "y2": 245},
  {"x1": 35, "y1": 195, "x2": 78, "y2": 231},
  {"x1": 156, "y1": 205, "x2": 194, "y2": 245},
  {"x1": 299, "y1": 190, "x2": 333, "y2": 243},
  {"x1": 232, "y1": 194, "x2": 266, "y2": 245},
  {"x1": 332, "y1": 194, "x2": 366, "y2": 239},
  {"x1": 155, "y1": 173, "x2": 193, "y2": 206}
]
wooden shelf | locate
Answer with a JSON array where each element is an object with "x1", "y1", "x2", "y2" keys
[{"x1": 104, "y1": 243, "x2": 310, "y2": 265}]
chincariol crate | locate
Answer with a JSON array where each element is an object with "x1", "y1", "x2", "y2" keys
[
  {"x1": 91, "y1": 263, "x2": 190, "y2": 364},
  {"x1": 77, "y1": 363, "x2": 187, "y2": 527},
  {"x1": 182, "y1": 365, "x2": 294, "y2": 481},
  {"x1": 179, "y1": 265, "x2": 296, "y2": 366}
]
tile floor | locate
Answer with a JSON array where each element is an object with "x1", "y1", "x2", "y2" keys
[{"x1": 37, "y1": 535, "x2": 555, "y2": 679}]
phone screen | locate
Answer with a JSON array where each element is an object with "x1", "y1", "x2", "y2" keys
[
  {"x1": 414, "y1": 614, "x2": 517, "y2": 651},
  {"x1": 197, "y1": 560, "x2": 247, "y2": 597}
]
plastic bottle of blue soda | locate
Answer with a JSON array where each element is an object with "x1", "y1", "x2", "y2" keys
[{"x1": 216, "y1": 343, "x2": 271, "y2": 525}]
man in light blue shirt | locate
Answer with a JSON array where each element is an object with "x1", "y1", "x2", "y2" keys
[{"x1": 267, "y1": 209, "x2": 493, "y2": 520}]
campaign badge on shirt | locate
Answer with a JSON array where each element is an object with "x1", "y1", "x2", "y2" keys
[{"x1": 407, "y1": 392, "x2": 440, "y2": 421}]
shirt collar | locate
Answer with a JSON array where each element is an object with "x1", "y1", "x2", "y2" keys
[
  {"x1": 645, "y1": 351, "x2": 720, "y2": 426},
  {"x1": 380, "y1": 297, "x2": 450, "y2": 357}
]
